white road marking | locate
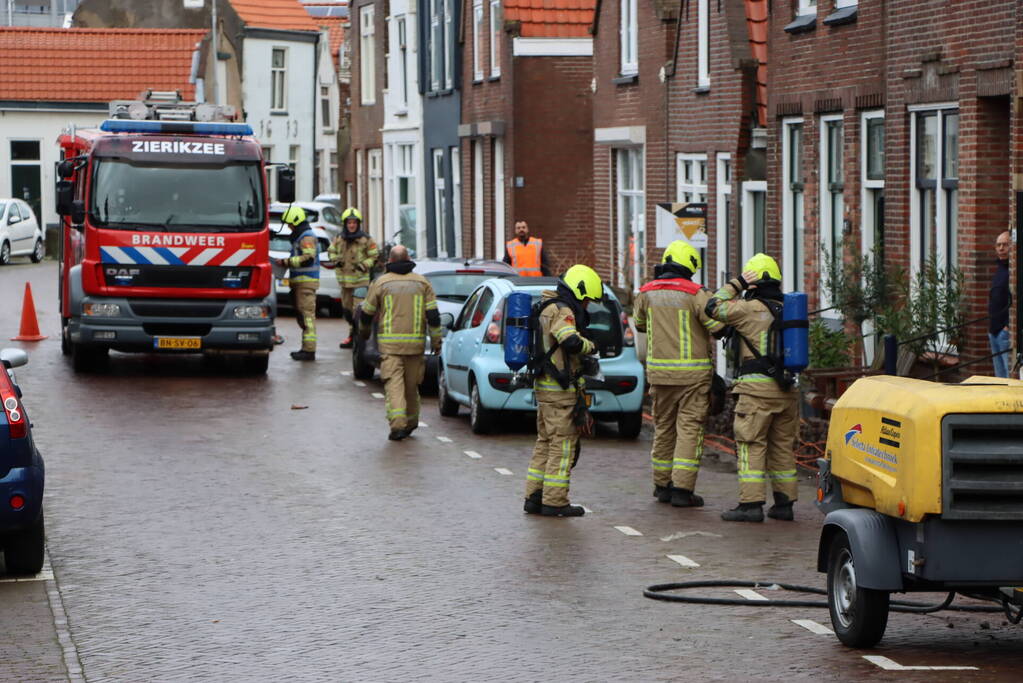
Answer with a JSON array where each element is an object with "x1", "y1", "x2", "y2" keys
[
  {"x1": 666, "y1": 554, "x2": 700, "y2": 568},
  {"x1": 734, "y1": 589, "x2": 768, "y2": 601},
  {"x1": 339, "y1": 371, "x2": 352, "y2": 376},
  {"x1": 494, "y1": 468, "x2": 513, "y2": 475},
  {"x1": 418, "y1": 421, "x2": 429, "y2": 428},
  {"x1": 464, "y1": 450, "x2": 483, "y2": 459},
  {"x1": 354, "y1": 381, "x2": 366, "y2": 387},
  {"x1": 371, "y1": 392, "x2": 384, "y2": 399},
  {"x1": 791, "y1": 619, "x2": 834, "y2": 635},
  {"x1": 862, "y1": 656, "x2": 977, "y2": 671},
  {"x1": 614, "y1": 526, "x2": 643, "y2": 536},
  {"x1": 436, "y1": 436, "x2": 453, "y2": 443},
  {"x1": 0, "y1": 569, "x2": 54, "y2": 583}
]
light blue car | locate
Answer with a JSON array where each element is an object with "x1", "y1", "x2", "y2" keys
[{"x1": 437, "y1": 277, "x2": 646, "y2": 438}]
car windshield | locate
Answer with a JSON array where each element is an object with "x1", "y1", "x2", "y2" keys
[
  {"x1": 427, "y1": 273, "x2": 510, "y2": 302},
  {"x1": 90, "y1": 159, "x2": 264, "y2": 232}
]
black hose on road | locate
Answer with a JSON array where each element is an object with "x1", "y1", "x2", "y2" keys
[{"x1": 644, "y1": 580, "x2": 1003, "y2": 613}]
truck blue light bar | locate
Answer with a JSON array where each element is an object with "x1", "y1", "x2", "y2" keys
[{"x1": 99, "y1": 120, "x2": 254, "y2": 136}]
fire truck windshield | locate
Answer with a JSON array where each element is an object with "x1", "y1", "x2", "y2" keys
[{"x1": 89, "y1": 160, "x2": 265, "y2": 232}]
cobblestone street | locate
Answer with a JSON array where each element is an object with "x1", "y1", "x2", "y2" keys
[{"x1": 4, "y1": 261, "x2": 1023, "y2": 681}]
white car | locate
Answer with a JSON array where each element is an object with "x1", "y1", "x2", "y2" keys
[
  {"x1": 269, "y1": 223, "x2": 345, "y2": 317},
  {"x1": 269, "y1": 201, "x2": 344, "y2": 241},
  {"x1": 313, "y1": 193, "x2": 342, "y2": 211},
  {"x1": 0, "y1": 199, "x2": 44, "y2": 265}
]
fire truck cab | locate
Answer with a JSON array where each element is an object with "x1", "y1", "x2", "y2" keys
[{"x1": 55, "y1": 92, "x2": 292, "y2": 374}]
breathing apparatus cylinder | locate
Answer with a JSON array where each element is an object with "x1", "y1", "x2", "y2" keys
[
  {"x1": 504, "y1": 291, "x2": 532, "y2": 371},
  {"x1": 782, "y1": 292, "x2": 809, "y2": 372}
]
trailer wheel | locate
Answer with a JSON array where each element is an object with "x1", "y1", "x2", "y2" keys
[{"x1": 827, "y1": 532, "x2": 889, "y2": 648}]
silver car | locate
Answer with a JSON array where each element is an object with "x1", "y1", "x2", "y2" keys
[{"x1": 269, "y1": 224, "x2": 344, "y2": 317}]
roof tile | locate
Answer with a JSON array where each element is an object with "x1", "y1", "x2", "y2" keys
[
  {"x1": 505, "y1": 0, "x2": 594, "y2": 39},
  {"x1": 229, "y1": 0, "x2": 320, "y2": 32},
  {"x1": 0, "y1": 27, "x2": 205, "y2": 103}
]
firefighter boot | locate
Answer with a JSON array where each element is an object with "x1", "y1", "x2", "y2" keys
[
  {"x1": 388, "y1": 428, "x2": 409, "y2": 441},
  {"x1": 670, "y1": 487, "x2": 704, "y2": 508},
  {"x1": 541, "y1": 504, "x2": 586, "y2": 517},
  {"x1": 767, "y1": 492, "x2": 795, "y2": 521},
  {"x1": 721, "y1": 502, "x2": 765, "y2": 522},
  {"x1": 523, "y1": 490, "x2": 543, "y2": 515},
  {"x1": 290, "y1": 350, "x2": 315, "y2": 361},
  {"x1": 654, "y1": 484, "x2": 672, "y2": 504},
  {"x1": 339, "y1": 336, "x2": 354, "y2": 349}
]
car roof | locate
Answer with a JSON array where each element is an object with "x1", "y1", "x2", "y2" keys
[
  {"x1": 413, "y1": 258, "x2": 516, "y2": 275},
  {"x1": 489, "y1": 276, "x2": 621, "y2": 302},
  {"x1": 269, "y1": 201, "x2": 336, "y2": 212},
  {"x1": 269, "y1": 224, "x2": 330, "y2": 239}
]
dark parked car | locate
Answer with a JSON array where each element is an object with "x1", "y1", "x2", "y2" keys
[
  {"x1": 352, "y1": 259, "x2": 517, "y2": 391},
  {"x1": 0, "y1": 348, "x2": 44, "y2": 575}
]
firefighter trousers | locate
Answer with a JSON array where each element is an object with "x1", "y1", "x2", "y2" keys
[
  {"x1": 340, "y1": 287, "x2": 364, "y2": 327},
  {"x1": 732, "y1": 393, "x2": 799, "y2": 503},
  {"x1": 381, "y1": 353, "x2": 425, "y2": 431},
  {"x1": 290, "y1": 281, "x2": 318, "y2": 352},
  {"x1": 525, "y1": 396, "x2": 578, "y2": 507},
  {"x1": 649, "y1": 382, "x2": 710, "y2": 491}
]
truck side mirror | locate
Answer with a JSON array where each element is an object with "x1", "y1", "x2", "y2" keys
[
  {"x1": 70, "y1": 199, "x2": 86, "y2": 227},
  {"x1": 57, "y1": 160, "x2": 75, "y2": 179},
  {"x1": 277, "y1": 167, "x2": 296, "y2": 203},
  {"x1": 55, "y1": 180, "x2": 73, "y2": 215}
]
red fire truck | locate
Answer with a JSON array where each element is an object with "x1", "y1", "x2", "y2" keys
[{"x1": 55, "y1": 92, "x2": 294, "y2": 374}]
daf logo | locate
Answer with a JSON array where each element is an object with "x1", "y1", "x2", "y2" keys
[
  {"x1": 106, "y1": 267, "x2": 141, "y2": 277},
  {"x1": 225, "y1": 270, "x2": 244, "y2": 279}
]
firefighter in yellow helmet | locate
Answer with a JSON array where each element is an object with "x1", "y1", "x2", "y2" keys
[
  {"x1": 633, "y1": 241, "x2": 725, "y2": 508},
  {"x1": 524, "y1": 264, "x2": 602, "y2": 517},
  {"x1": 705, "y1": 253, "x2": 799, "y2": 522},
  {"x1": 359, "y1": 244, "x2": 443, "y2": 441},
  {"x1": 274, "y1": 206, "x2": 319, "y2": 361},
  {"x1": 328, "y1": 207, "x2": 379, "y2": 349}
]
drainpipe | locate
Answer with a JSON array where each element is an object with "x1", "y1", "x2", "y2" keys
[{"x1": 312, "y1": 31, "x2": 320, "y2": 197}]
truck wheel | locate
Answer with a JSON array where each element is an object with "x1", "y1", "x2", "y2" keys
[
  {"x1": 352, "y1": 336, "x2": 374, "y2": 380},
  {"x1": 244, "y1": 353, "x2": 269, "y2": 375},
  {"x1": 60, "y1": 318, "x2": 70, "y2": 356},
  {"x1": 469, "y1": 380, "x2": 495, "y2": 434},
  {"x1": 30, "y1": 239, "x2": 44, "y2": 263},
  {"x1": 827, "y1": 532, "x2": 890, "y2": 648},
  {"x1": 71, "y1": 342, "x2": 107, "y2": 373},
  {"x1": 437, "y1": 366, "x2": 460, "y2": 417},
  {"x1": 4, "y1": 511, "x2": 44, "y2": 575},
  {"x1": 618, "y1": 411, "x2": 643, "y2": 439}
]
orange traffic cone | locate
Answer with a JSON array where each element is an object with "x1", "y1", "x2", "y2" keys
[{"x1": 11, "y1": 283, "x2": 47, "y2": 342}]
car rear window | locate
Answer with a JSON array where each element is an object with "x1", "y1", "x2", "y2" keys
[
  {"x1": 426, "y1": 273, "x2": 512, "y2": 302},
  {"x1": 512, "y1": 294, "x2": 623, "y2": 357},
  {"x1": 270, "y1": 209, "x2": 319, "y2": 223}
]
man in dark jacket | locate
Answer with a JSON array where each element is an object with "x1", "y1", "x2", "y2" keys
[{"x1": 989, "y1": 231, "x2": 1012, "y2": 378}]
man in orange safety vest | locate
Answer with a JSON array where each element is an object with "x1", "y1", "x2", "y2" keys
[{"x1": 503, "y1": 220, "x2": 551, "y2": 277}]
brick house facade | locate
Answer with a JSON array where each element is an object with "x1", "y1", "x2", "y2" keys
[
  {"x1": 348, "y1": 0, "x2": 385, "y2": 243},
  {"x1": 458, "y1": 0, "x2": 594, "y2": 268}
]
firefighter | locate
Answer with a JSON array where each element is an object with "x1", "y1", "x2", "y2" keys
[
  {"x1": 633, "y1": 241, "x2": 725, "y2": 508},
  {"x1": 705, "y1": 253, "x2": 799, "y2": 522},
  {"x1": 524, "y1": 264, "x2": 603, "y2": 517},
  {"x1": 274, "y1": 206, "x2": 319, "y2": 361},
  {"x1": 359, "y1": 245, "x2": 443, "y2": 441},
  {"x1": 503, "y1": 220, "x2": 550, "y2": 277},
  {"x1": 328, "y1": 207, "x2": 379, "y2": 349}
]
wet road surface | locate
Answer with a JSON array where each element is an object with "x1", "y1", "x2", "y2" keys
[{"x1": 2, "y1": 261, "x2": 1023, "y2": 680}]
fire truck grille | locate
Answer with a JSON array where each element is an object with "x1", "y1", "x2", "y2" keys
[
  {"x1": 128, "y1": 299, "x2": 227, "y2": 318},
  {"x1": 942, "y1": 413, "x2": 1023, "y2": 520},
  {"x1": 104, "y1": 265, "x2": 252, "y2": 290}
]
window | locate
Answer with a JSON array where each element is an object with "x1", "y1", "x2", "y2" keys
[
  {"x1": 473, "y1": 139, "x2": 484, "y2": 257},
  {"x1": 741, "y1": 181, "x2": 766, "y2": 265},
  {"x1": 490, "y1": 0, "x2": 501, "y2": 77},
  {"x1": 433, "y1": 149, "x2": 448, "y2": 256},
  {"x1": 10, "y1": 140, "x2": 41, "y2": 220},
  {"x1": 493, "y1": 138, "x2": 505, "y2": 257},
  {"x1": 396, "y1": 144, "x2": 416, "y2": 246},
  {"x1": 271, "y1": 48, "x2": 287, "y2": 111},
  {"x1": 368, "y1": 149, "x2": 383, "y2": 241},
  {"x1": 715, "y1": 154, "x2": 732, "y2": 289},
  {"x1": 263, "y1": 145, "x2": 277, "y2": 198},
  {"x1": 289, "y1": 145, "x2": 300, "y2": 191},
  {"x1": 697, "y1": 0, "x2": 709, "y2": 88},
  {"x1": 451, "y1": 146, "x2": 462, "y2": 257},
  {"x1": 329, "y1": 152, "x2": 338, "y2": 193},
  {"x1": 676, "y1": 154, "x2": 707, "y2": 203},
  {"x1": 314, "y1": 150, "x2": 322, "y2": 196},
  {"x1": 473, "y1": 0, "x2": 484, "y2": 81},
  {"x1": 394, "y1": 16, "x2": 409, "y2": 109},
  {"x1": 797, "y1": 0, "x2": 816, "y2": 15},
  {"x1": 835, "y1": 0, "x2": 857, "y2": 8},
  {"x1": 620, "y1": 0, "x2": 638, "y2": 75},
  {"x1": 819, "y1": 115, "x2": 844, "y2": 307},
  {"x1": 356, "y1": 149, "x2": 364, "y2": 214},
  {"x1": 360, "y1": 6, "x2": 376, "y2": 105},
  {"x1": 430, "y1": 0, "x2": 442, "y2": 91},
  {"x1": 444, "y1": 0, "x2": 454, "y2": 89},
  {"x1": 782, "y1": 118, "x2": 804, "y2": 292},
  {"x1": 911, "y1": 106, "x2": 958, "y2": 274},
  {"x1": 616, "y1": 148, "x2": 644, "y2": 290},
  {"x1": 320, "y1": 86, "x2": 332, "y2": 130},
  {"x1": 861, "y1": 112, "x2": 884, "y2": 260}
]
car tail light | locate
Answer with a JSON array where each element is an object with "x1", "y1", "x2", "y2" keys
[
  {"x1": 9, "y1": 495, "x2": 24, "y2": 510},
  {"x1": 621, "y1": 311, "x2": 635, "y2": 347},
  {"x1": 0, "y1": 373, "x2": 26, "y2": 439},
  {"x1": 484, "y1": 308, "x2": 504, "y2": 344}
]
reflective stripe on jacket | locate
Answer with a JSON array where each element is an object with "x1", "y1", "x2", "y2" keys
[
  {"x1": 362, "y1": 271, "x2": 442, "y2": 354},
  {"x1": 633, "y1": 278, "x2": 723, "y2": 386},
  {"x1": 506, "y1": 237, "x2": 543, "y2": 277},
  {"x1": 328, "y1": 234, "x2": 378, "y2": 288},
  {"x1": 289, "y1": 228, "x2": 319, "y2": 282}
]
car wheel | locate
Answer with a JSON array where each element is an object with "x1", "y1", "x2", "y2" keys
[
  {"x1": 438, "y1": 365, "x2": 460, "y2": 417},
  {"x1": 469, "y1": 380, "x2": 495, "y2": 434},
  {"x1": 352, "y1": 335, "x2": 375, "y2": 380},
  {"x1": 0, "y1": 241, "x2": 10, "y2": 266},
  {"x1": 3, "y1": 511, "x2": 44, "y2": 575},
  {"x1": 30, "y1": 239, "x2": 44, "y2": 263},
  {"x1": 827, "y1": 532, "x2": 890, "y2": 648},
  {"x1": 618, "y1": 411, "x2": 643, "y2": 439},
  {"x1": 70, "y1": 342, "x2": 108, "y2": 374}
]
